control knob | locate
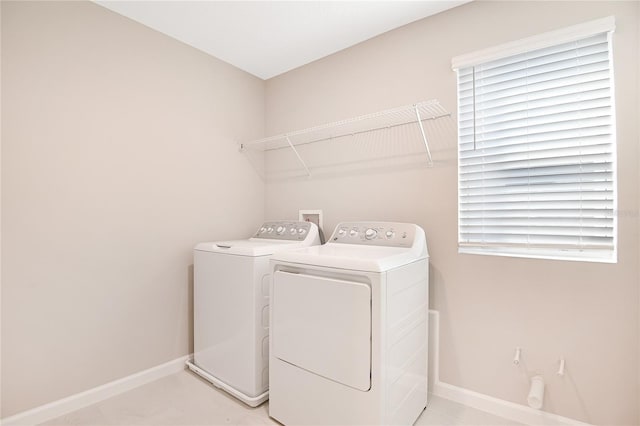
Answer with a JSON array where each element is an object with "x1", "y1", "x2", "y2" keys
[
  {"x1": 349, "y1": 229, "x2": 358, "y2": 237},
  {"x1": 385, "y1": 230, "x2": 395, "y2": 239},
  {"x1": 289, "y1": 228, "x2": 297, "y2": 235},
  {"x1": 337, "y1": 228, "x2": 347, "y2": 237},
  {"x1": 276, "y1": 225, "x2": 285, "y2": 235},
  {"x1": 365, "y1": 228, "x2": 377, "y2": 240},
  {"x1": 266, "y1": 227, "x2": 274, "y2": 233},
  {"x1": 259, "y1": 227, "x2": 267, "y2": 233},
  {"x1": 298, "y1": 228, "x2": 307, "y2": 235}
]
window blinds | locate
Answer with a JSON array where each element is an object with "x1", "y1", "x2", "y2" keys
[{"x1": 456, "y1": 31, "x2": 616, "y2": 262}]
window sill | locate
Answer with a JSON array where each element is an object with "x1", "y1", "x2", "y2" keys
[{"x1": 458, "y1": 246, "x2": 617, "y2": 264}]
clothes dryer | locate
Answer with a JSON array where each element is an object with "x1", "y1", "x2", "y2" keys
[
  {"x1": 269, "y1": 222, "x2": 428, "y2": 424},
  {"x1": 187, "y1": 221, "x2": 320, "y2": 407}
]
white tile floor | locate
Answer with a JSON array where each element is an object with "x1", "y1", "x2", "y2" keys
[{"x1": 43, "y1": 370, "x2": 520, "y2": 425}]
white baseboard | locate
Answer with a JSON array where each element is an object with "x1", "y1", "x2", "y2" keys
[
  {"x1": 3, "y1": 311, "x2": 593, "y2": 426},
  {"x1": 428, "y1": 309, "x2": 440, "y2": 386},
  {"x1": 1, "y1": 355, "x2": 191, "y2": 426},
  {"x1": 432, "y1": 380, "x2": 592, "y2": 426},
  {"x1": 428, "y1": 309, "x2": 590, "y2": 426}
]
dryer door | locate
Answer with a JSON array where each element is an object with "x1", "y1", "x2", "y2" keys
[{"x1": 272, "y1": 271, "x2": 371, "y2": 391}]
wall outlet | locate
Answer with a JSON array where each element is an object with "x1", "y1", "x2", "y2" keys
[{"x1": 299, "y1": 209, "x2": 323, "y2": 231}]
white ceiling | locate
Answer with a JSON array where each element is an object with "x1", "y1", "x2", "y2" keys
[{"x1": 95, "y1": 1, "x2": 470, "y2": 80}]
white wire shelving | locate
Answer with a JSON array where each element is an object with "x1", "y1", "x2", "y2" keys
[{"x1": 240, "y1": 100, "x2": 451, "y2": 180}]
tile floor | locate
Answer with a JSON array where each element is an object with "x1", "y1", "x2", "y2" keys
[{"x1": 44, "y1": 370, "x2": 520, "y2": 425}]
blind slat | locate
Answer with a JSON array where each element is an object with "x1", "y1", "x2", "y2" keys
[
  {"x1": 460, "y1": 182, "x2": 614, "y2": 197},
  {"x1": 459, "y1": 153, "x2": 613, "y2": 175},
  {"x1": 459, "y1": 87, "x2": 611, "y2": 120},
  {"x1": 460, "y1": 217, "x2": 613, "y2": 226},
  {"x1": 460, "y1": 208, "x2": 613, "y2": 219},
  {"x1": 458, "y1": 73, "x2": 611, "y2": 110},
  {"x1": 460, "y1": 201, "x2": 613, "y2": 211}
]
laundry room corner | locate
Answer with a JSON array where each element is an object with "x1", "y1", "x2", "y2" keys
[{"x1": 1, "y1": 0, "x2": 266, "y2": 417}]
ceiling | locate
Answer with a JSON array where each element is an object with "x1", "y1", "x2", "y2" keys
[{"x1": 95, "y1": 1, "x2": 470, "y2": 80}]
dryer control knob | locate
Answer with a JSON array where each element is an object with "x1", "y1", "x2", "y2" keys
[
  {"x1": 259, "y1": 227, "x2": 267, "y2": 233},
  {"x1": 349, "y1": 229, "x2": 358, "y2": 237},
  {"x1": 276, "y1": 226, "x2": 285, "y2": 235},
  {"x1": 385, "y1": 230, "x2": 395, "y2": 239},
  {"x1": 266, "y1": 227, "x2": 274, "y2": 233},
  {"x1": 298, "y1": 228, "x2": 307, "y2": 235},
  {"x1": 289, "y1": 228, "x2": 297, "y2": 235},
  {"x1": 338, "y1": 228, "x2": 347, "y2": 237},
  {"x1": 365, "y1": 228, "x2": 377, "y2": 240}
]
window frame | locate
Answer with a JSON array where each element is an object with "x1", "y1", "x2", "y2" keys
[{"x1": 452, "y1": 17, "x2": 617, "y2": 263}]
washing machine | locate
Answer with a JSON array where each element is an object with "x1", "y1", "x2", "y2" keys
[
  {"x1": 186, "y1": 220, "x2": 320, "y2": 407},
  {"x1": 269, "y1": 221, "x2": 429, "y2": 425}
]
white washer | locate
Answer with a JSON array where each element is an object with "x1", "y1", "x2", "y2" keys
[
  {"x1": 269, "y1": 221, "x2": 429, "y2": 425},
  {"x1": 186, "y1": 221, "x2": 320, "y2": 407}
]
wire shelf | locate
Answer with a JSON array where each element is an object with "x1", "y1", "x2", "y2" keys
[{"x1": 239, "y1": 100, "x2": 452, "y2": 179}]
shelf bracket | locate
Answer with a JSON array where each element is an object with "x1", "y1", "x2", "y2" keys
[
  {"x1": 285, "y1": 135, "x2": 311, "y2": 177},
  {"x1": 414, "y1": 105, "x2": 433, "y2": 165}
]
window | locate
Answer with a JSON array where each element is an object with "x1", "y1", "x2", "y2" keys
[{"x1": 453, "y1": 17, "x2": 616, "y2": 262}]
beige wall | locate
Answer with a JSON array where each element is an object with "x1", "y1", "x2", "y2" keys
[
  {"x1": 637, "y1": 3, "x2": 640, "y2": 423},
  {"x1": 265, "y1": 1, "x2": 639, "y2": 424},
  {"x1": 1, "y1": 1, "x2": 264, "y2": 417}
]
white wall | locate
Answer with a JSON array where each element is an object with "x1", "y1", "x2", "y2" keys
[
  {"x1": 264, "y1": 1, "x2": 639, "y2": 424},
  {"x1": 1, "y1": 1, "x2": 264, "y2": 417}
]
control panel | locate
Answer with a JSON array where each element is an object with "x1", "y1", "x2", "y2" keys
[
  {"x1": 329, "y1": 222, "x2": 418, "y2": 248},
  {"x1": 253, "y1": 221, "x2": 314, "y2": 241}
]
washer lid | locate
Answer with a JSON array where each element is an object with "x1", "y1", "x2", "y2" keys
[
  {"x1": 194, "y1": 239, "x2": 313, "y2": 257},
  {"x1": 270, "y1": 243, "x2": 427, "y2": 272},
  {"x1": 194, "y1": 220, "x2": 321, "y2": 257}
]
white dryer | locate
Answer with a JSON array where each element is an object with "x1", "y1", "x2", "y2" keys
[
  {"x1": 269, "y1": 222, "x2": 429, "y2": 425},
  {"x1": 186, "y1": 221, "x2": 320, "y2": 407}
]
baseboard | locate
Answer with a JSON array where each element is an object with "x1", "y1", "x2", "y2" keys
[
  {"x1": 428, "y1": 310, "x2": 590, "y2": 426},
  {"x1": 2, "y1": 312, "x2": 593, "y2": 426},
  {"x1": 428, "y1": 309, "x2": 440, "y2": 386},
  {"x1": 433, "y1": 380, "x2": 592, "y2": 425},
  {"x1": 1, "y1": 355, "x2": 191, "y2": 426}
]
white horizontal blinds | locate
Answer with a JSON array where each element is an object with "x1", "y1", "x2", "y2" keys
[{"x1": 457, "y1": 32, "x2": 615, "y2": 257}]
